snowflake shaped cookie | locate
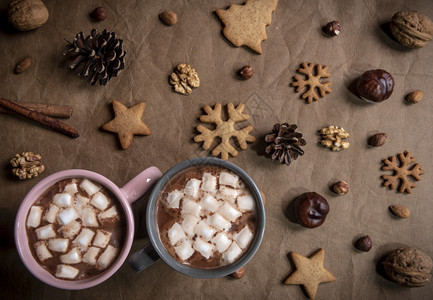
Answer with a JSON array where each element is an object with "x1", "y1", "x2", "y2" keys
[
  {"x1": 381, "y1": 150, "x2": 424, "y2": 194},
  {"x1": 291, "y1": 62, "x2": 332, "y2": 103},
  {"x1": 194, "y1": 103, "x2": 256, "y2": 160}
]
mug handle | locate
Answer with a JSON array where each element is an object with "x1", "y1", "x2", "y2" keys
[
  {"x1": 129, "y1": 241, "x2": 160, "y2": 272},
  {"x1": 120, "y1": 166, "x2": 162, "y2": 204}
]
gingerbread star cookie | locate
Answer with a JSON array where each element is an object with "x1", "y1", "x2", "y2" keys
[
  {"x1": 284, "y1": 248, "x2": 336, "y2": 299},
  {"x1": 216, "y1": 0, "x2": 278, "y2": 54},
  {"x1": 102, "y1": 100, "x2": 151, "y2": 149}
]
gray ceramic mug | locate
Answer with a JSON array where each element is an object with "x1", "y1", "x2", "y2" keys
[{"x1": 129, "y1": 157, "x2": 266, "y2": 278}]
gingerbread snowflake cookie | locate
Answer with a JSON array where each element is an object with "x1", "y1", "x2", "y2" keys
[
  {"x1": 381, "y1": 150, "x2": 424, "y2": 194},
  {"x1": 291, "y1": 62, "x2": 332, "y2": 103},
  {"x1": 194, "y1": 103, "x2": 255, "y2": 160}
]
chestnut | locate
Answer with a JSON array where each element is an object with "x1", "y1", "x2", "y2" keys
[
  {"x1": 294, "y1": 192, "x2": 329, "y2": 228},
  {"x1": 356, "y1": 69, "x2": 394, "y2": 102}
]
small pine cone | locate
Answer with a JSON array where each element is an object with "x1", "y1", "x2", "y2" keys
[
  {"x1": 63, "y1": 29, "x2": 126, "y2": 86},
  {"x1": 265, "y1": 123, "x2": 306, "y2": 166}
]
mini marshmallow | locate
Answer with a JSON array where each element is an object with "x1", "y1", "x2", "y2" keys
[
  {"x1": 234, "y1": 226, "x2": 254, "y2": 249},
  {"x1": 80, "y1": 179, "x2": 101, "y2": 196},
  {"x1": 174, "y1": 239, "x2": 194, "y2": 261},
  {"x1": 184, "y1": 179, "x2": 201, "y2": 199},
  {"x1": 27, "y1": 206, "x2": 42, "y2": 228},
  {"x1": 53, "y1": 193, "x2": 72, "y2": 207},
  {"x1": 35, "y1": 241, "x2": 52, "y2": 261},
  {"x1": 193, "y1": 238, "x2": 214, "y2": 259},
  {"x1": 207, "y1": 213, "x2": 231, "y2": 232},
  {"x1": 55, "y1": 265, "x2": 79, "y2": 279},
  {"x1": 60, "y1": 247, "x2": 81, "y2": 264},
  {"x1": 166, "y1": 190, "x2": 183, "y2": 209},
  {"x1": 237, "y1": 194, "x2": 256, "y2": 212},
  {"x1": 93, "y1": 230, "x2": 112, "y2": 248},
  {"x1": 43, "y1": 205, "x2": 60, "y2": 223},
  {"x1": 64, "y1": 182, "x2": 78, "y2": 195},
  {"x1": 59, "y1": 220, "x2": 81, "y2": 239},
  {"x1": 201, "y1": 173, "x2": 217, "y2": 192},
  {"x1": 181, "y1": 198, "x2": 202, "y2": 218},
  {"x1": 212, "y1": 232, "x2": 232, "y2": 253},
  {"x1": 195, "y1": 220, "x2": 216, "y2": 241},
  {"x1": 35, "y1": 224, "x2": 56, "y2": 240},
  {"x1": 219, "y1": 172, "x2": 239, "y2": 188},
  {"x1": 90, "y1": 192, "x2": 109, "y2": 211},
  {"x1": 82, "y1": 247, "x2": 101, "y2": 265},
  {"x1": 218, "y1": 202, "x2": 242, "y2": 222},
  {"x1": 168, "y1": 223, "x2": 186, "y2": 246},
  {"x1": 74, "y1": 194, "x2": 90, "y2": 213},
  {"x1": 98, "y1": 206, "x2": 119, "y2": 223},
  {"x1": 222, "y1": 241, "x2": 243, "y2": 264},
  {"x1": 181, "y1": 214, "x2": 200, "y2": 237},
  {"x1": 73, "y1": 228, "x2": 95, "y2": 251},
  {"x1": 57, "y1": 207, "x2": 79, "y2": 225},
  {"x1": 82, "y1": 207, "x2": 99, "y2": 227},
  {"x1": 48, "y1": 238, "x2": 69, "y2": 253},
  {"x1": 97, "y1": 245, "x2": 118, "y2": 270},
  {"x1": 200, "y1": 194, "x2": 221, "y2": 213},
  {"x1": 218, "y1": 186, "x2": 239, "y2": 203}
]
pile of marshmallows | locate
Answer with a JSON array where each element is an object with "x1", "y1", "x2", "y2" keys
[
  {"x1": 165, "y1": 171, "x2": 256, "y2": 264},
  {"x1": 27, "y1": 179, "x2": 120, "y2": 279}
]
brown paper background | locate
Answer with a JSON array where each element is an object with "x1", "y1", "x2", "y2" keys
[{"x1": 1, "y1": 0, "x2": 433, "y2": 299}]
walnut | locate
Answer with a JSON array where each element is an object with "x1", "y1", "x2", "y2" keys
[
  {"x1": 8, "y1": 0, "x2": 49, "y2": 31},
  {"x1": 169, "y1": 63, "x2": 200, "y2": 95},
  {"x1": 319, "y1": 126, "x2": 350, "y2": 151},
  {"x1": 383, "y1": 248, "x2": 433, "y2": 287},
  {"x1": 10, "y1": 152, "x2": 45, "y2": 180},
  {"x1": 390, "y1": 10, "x2": 433, "y2": 48}
]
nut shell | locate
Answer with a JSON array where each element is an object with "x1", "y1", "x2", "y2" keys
[
  {"x1": 8, "y1": 0, "x2": 49, "y2": 31},
  {"x1": 390, "y1": 10, "x2": 433, "y2": 48},
  {"x1": 383, "y1": 248, "x2": 433, "y2": 287},
  {"x1": 356, "y1": 69, "x2": 394, "y2": 102},
  {"x1": 294, "y1": 192, "x2": 329, "y2": 228}
]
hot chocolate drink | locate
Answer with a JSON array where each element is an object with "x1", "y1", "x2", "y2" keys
[
  {"x1": 25, "y1": 178, "x2": 125, "y2": 280},
  {"x1": 156, "y1": 165, "x2": 257, "y2": 269}
]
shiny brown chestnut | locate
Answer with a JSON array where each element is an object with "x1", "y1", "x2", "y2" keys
[
  {"x1": 294, "y1": 192, "x2": 329, "y2": 228},
  {"x1": 356, "y1": 69, "x2": 394, "y2": 102}
]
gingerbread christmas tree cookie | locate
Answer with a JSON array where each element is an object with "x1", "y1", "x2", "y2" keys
[
  {"x1": 216, "y1": 0, "x2": 278, "y2": 54},
  {"x1": 102, "y1": 100, "x2": 151, "y2": 150}
]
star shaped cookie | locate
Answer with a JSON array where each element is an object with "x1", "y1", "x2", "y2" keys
[
  {"x1": 102, "y1": 100, "x2": 151, "y2": 149},
  {"x1": 284, "y1": 248, "x2": 336, "y2": 299}
]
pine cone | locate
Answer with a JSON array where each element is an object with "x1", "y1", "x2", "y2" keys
[
  {"x1": 265, "y1": 123, "x2": 306, "y2": 166},
  {"x1": 62, "y1": 29, "x2": 126, "y2": 86}
]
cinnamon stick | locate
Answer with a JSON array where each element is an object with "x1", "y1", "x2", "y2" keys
[
  {"x1": 0, "y1": 103, "x2": 73, "y2": 118},
  {"x1": 0, "y1": 98, "x2": 79, "y2": 138}
]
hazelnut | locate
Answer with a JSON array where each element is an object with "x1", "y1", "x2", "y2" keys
[
  {"x1": 355, "y1": 235, "x2": 372, "y2": 252},
  {"x1": 322, "y1": 21, "x2": 341, "y2": 36},
  {"x1": 389, "y1": 205, "x2": 410, "y2": 218},
  {"x1": 230, "y1": 267, "x2": 245, "y2": 279},
  {"x1": 356, "y1": 69, "x2": 394, "y2": 103},
  {"x1": 294, "y1": 192, "x2": 329, "y2": 228},
  {"x1": 159, "y1": 11, "x2": 177, "y2": 26},
  {"x1": 91, "y1": 7, "x2": 107, "y2": 21},
  {"x1": 333, "y1": 180, "x2": 349, "y2": 195},
  {"x1": 368, "y1": 133, "x2": 387, "y2": 147},
  {"x1": 238, "y1": 65, "x2": 254, "y2": 79},
  {"x1": 406, "y1": 90, "x2": 423, "y2": 103}
]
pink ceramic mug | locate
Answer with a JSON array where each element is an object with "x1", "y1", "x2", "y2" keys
[{"x1": 14, "y1": 167, "x2": 162, "y2": 290}]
